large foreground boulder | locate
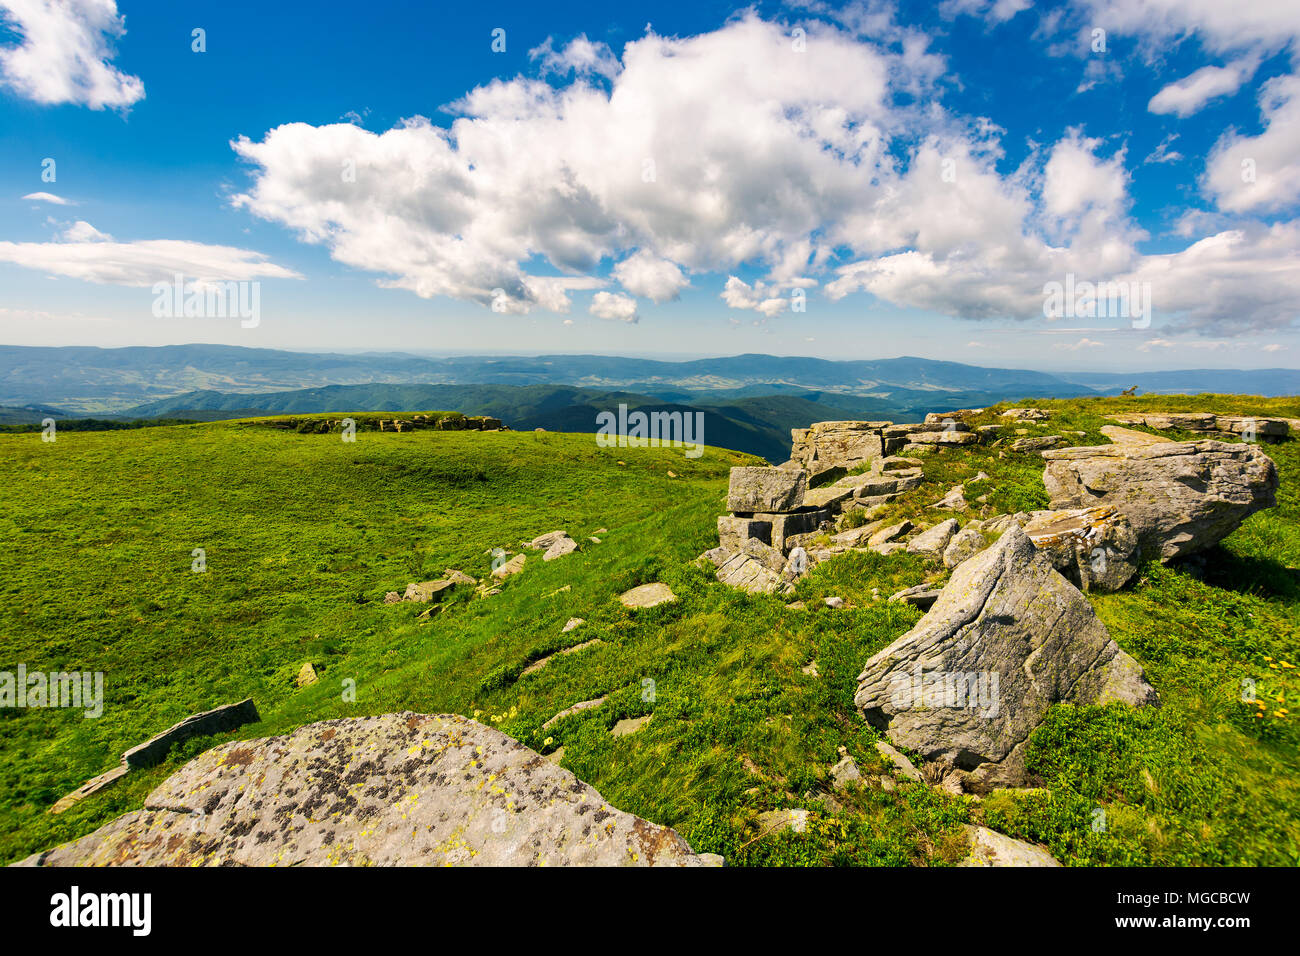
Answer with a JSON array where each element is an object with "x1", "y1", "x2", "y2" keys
[
  {"x1": 1041, "y1": 440, "x2": 1277, "y2": 561},
  {"x1": 854, "y1": 527, "x2": 1156, "y2": 791},
  {"x1": 16, "y1": 714, "x2": 714, "y2": 867}
]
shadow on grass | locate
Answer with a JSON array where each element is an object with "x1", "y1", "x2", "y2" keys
[{"x1": 1180, "y1": 546, "x2": 1300, "y2": 601}]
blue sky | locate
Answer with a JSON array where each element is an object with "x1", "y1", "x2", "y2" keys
[{"x1": 1, "y1": 0, "x2": 1299, "y2": 370}]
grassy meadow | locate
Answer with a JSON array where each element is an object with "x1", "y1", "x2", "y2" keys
[{"x1": 1, "y1": 394, "x2": 1298, "y2": 865}]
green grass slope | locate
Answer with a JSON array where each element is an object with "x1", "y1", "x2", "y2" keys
[{"x1": 1, "y1": 394, "x2": 1297, "y2": 865}]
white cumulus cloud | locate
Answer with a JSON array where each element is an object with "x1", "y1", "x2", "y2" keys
[
  {"x1": 0, "y1": 0, "x2": 144, "y2": 109},
  {"x1": 589, "y1": 290, "x2": 638, "y2": 323}
]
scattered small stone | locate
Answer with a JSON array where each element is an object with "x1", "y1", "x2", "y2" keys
[
  {"x1": 492, "y1": 553, "x2": 526, "y2": 580},
  {"x1": 868, "y1": 520, "x2": 913, "y2": 547},
  {"x1": 611, "y1": 715, "x2": 652, "y2": 737},
  {"x1": 403, "y1": 579, "x2": 456, "y2": 603},
  {"x1": 542, "y1": 696, "x2": 607, "y2": 730},
  {"x1": 933, "y1": 485, "x2": 968, "y2": 512},
  {"x1": 875, "y1": 741, "x2": 923, "y2": 782},
  {"x1": 831, "y1": 755, "x2": 862, "y2": 790},
  {"x1": 296, "y1": 662, "x2": 318, "y2": 687},
  {"x1": 542, "y1": 536, "x2": 578, "y2": 561},
  {"x1": 888, "y1": 584, "x2": 942, "y2": 609},
  {"x1": 619, "y1": 582, "x2": 676, "y2": 608},
  {"x1": 755, "y1": 808, "x2": 809, "y2": 837},
  {"x1": 824, "y1": 596, "x2": 845, "y2": 609},
  {"x1": 562, "y1": 617, "x2": 584, "y2": 632},
  {"x1": 801, "y1": 660, "x2": 818, "y2": 676}
]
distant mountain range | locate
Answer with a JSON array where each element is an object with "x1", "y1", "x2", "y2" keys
[{"x1": 2, "y1": 344, "x2": 1297, "y2": 461}]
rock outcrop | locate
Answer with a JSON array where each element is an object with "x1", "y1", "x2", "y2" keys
[
  {"x1": 854, "y1": 527, "x2": 1157, "y2": 791},
  {"x1": 1041, "y1": 440, "x2": 1278, "y2": 561},
  {"x1": 18, "y1": 714, "x2": 714, "y2": 867},
  {"x1": 791, "y1": 419, "x2": 979, "y2": 474},
  {"x1": 1110, "y1": 412, "x2": 1291, "y2": 440}
]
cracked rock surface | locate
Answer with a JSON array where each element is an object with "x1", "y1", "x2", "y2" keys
[{"x1": 16, "y1": 713, "x2": 711, "y2": 867}]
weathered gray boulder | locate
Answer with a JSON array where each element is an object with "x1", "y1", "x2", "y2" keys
[
  {"x1": 491, "y1": 553, "x2": 526, "y2": 580},
  {"x1": 1022, "y1": 506, "x2": 1139, "y2": 591},
  {"x1": 907, "y1": 519, "x2": 959, "y2": 556},
  {"x1": 855, "y1": 527, "x2": 1157, "y2": 791},
  {"x1": 868, "y1": 520, "x2": 913, "y2": 547},
  {"x1": 889, "y1": 583, "x2": 943, "y2": 609},
  {"x1": 942, "y1": 528, "x2": 987, "y2": 569},
  {"x1": 1041, "y1": 440, "x2": 1278, "y2": 560},
  {"x1": 933, "y1": 484, "x2": 968, "y2": 512},
  {"x1": 18, "y1": 714, "x2": 712, "y2": 867},
  {"x1": 1010, "y1": 435, "x2": 1063, "y2": 453},
  {"x1": 727, "y1": 466, "x2": 807, "y2": 514},
  {"x1": 1001, "y1": 408, "x2": 1051, "y2": 421}
]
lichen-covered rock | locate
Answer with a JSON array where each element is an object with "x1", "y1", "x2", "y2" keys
[
  {"x1": 855, "y1": 527, "x2": 1157, "y2": 791},
  {"x1": 1041, "y1": 439, "x2": 1278, "y2": 561},
  {"x1": 727, "y1": 466, "x2": 807, "y2": 514},
  {"x1": 17, "y1": 714, "x2": 712, "y2": 867},
  {"x1": 1022, "y1": 506, "x2": 1139, "y2": 591}
]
